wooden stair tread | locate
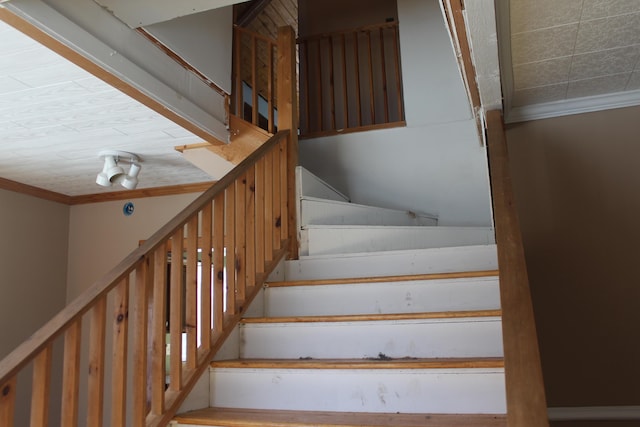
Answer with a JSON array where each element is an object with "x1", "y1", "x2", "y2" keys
[
  {"x1": 211, "y1": 357, "x2": 504, "y2": 370},
  {"x1": 266, "y1": 270, "x2": 499, "y2": 288},
  {"x1": 174, "y1": 407, "x2": 508, "y2": 426},
  {"x1": 241, "y1": 309, "x2": 501, "y2": 324}
]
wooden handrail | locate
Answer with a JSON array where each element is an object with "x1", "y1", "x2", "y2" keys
[
  {"x1": 0, "y1": 126, "x2": 297, "y2": 425},
  {"x1": 298, "y1": 21, "x2": 404, "y2": 137},
  {"x1": 486, "y1": 110, "x2": 549, "y2": 426}
]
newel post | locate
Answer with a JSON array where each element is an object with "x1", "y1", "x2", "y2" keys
[{"x1": 277, "y1": 25, "x2": 299, "y2": 259}]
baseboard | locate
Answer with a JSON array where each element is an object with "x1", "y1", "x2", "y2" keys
[{"x1": 548, "y1": 406, "x2": 640, "y2": 421}]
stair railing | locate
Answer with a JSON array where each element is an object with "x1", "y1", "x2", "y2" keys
[
  {"x1": 486, "y1": 110, "x2": 549, "y2": 426},
  {"x1": 0, "y1": 128, "x2": 296, "y2": 426},
  {"x1": 298, "y1": 21, "x2": 405, "y2": 138},
  {"x1": 232, "y1": 26, "x2": 278, "y2": 134}
]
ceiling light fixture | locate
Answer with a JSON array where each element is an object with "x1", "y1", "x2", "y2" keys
[{"x1": 96, "y1": 150, "x2": 142, "y2": 190}]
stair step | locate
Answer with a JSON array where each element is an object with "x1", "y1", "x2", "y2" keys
[
  {"x1": 300, "y1": 197, "x2": 437, "y2": 227},
  {"x1": 301, "y1": 225, "x2": 494, "y2": 256},
  {"x1": 239, "y1": 311, "x2": 503, "y2": 359},
  {"x1": 263, "y1": 272, "x2": 500, "y2": 316},
  {"x1": 296, "y1": 166, "x2": 350, "y2": 203},
  {"x1": 174, "y1": 407, "x2": 508, "y2": 427},
  {"x1": 276, "y1": 245, "x2": 498, "y2": 281},
  {"x1": 207, "y1": 358, "x2": 506, "y2": 413}
]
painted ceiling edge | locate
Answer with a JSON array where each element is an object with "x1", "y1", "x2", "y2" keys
[{"x1": 0, "y1": 7, "x2": 227, "y2": 146}]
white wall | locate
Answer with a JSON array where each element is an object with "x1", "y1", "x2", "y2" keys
[
  {"x1": 299, "y1": 0, "x2": 492, "y2": 226},
  {"x1": 144, "y1": 7, "x2": 233, "y2": 93},
  {"x1": 66, "y1": 192, "x2": 200, "y2": 302}
]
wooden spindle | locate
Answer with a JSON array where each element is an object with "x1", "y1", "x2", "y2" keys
[
  {"x1": 279, "y1": 137, "x2": 289, "y2": 243},
  {"x1": 234, "y1": 29, "x2": 243, "y2": 118},
  {"x1": 185, "y1": 217, "x2": 198, "y2": 369},
  {"x1": 263, "y1": 149, "x2": 274, "y2": 262},
  {"x1": 341, "y1": 33, "x2": 349, "y2": 129},
  {"x1": 30, "y1": 344, "x2": 52, "y2": 427},
  {"x1": 235, "y1": 175, "x2": 247, "y2": 305},
  {"x1": 132, "y1": 259, "x2": 150, "y2": 425},
  {"x1": 328, "y1": 35, "x2": 336, "y2": 131},
  {"x1": 251, "y1": 35, "x2": 258, "y2": 126},
  {"x1": 150, "y1": 244, "x2": 167, "y2": 416},
  {"x1": 111, "y1": 277, "x2": 130, "y2": 427},
  {"x1": 245, "y1": 166, "x2": 257, "y2": 288},
  {"x1": 0, "y1": 376, "x2": 16, "y2": 427},
  {"x1": 225, "y1": 187, "x2": 237, "y2": 314},
  {"x1": 367, "y1": 30, "x2": 375, "y2": 124},
  {"x1": 302, "y1": 40, "x2": 311, "y2": 134},
  {"x1": 169, "y1": 228, "x2": 184, "y2": 391},
  {"x1": 87, "y1": 298, "x2": 106, "y2": 427},
  {"x1": 255, "y1": 157, "x2": 266, "y2": 273},
  {"x1": 272, "y1": 146, "x2": 282, "y2": 251},
  {"x1": 353, "y1": 32, "x2": 362, "y2": 127},
  {"x1": 213, "y1": 193, "x2": 225, "y2": 332},
  {"x1": 316, "y1": 39, "x2": 323, "y2": 132},
  {"x1": 200, "y1": 203, "x2": 213, "y2": 352},
  {"x1": 61, "y1": 320, "x2": 81, "y2": 427},
  {"x1": 267, "y1": 42, "x2": 275, "y2": 133},
  {"x1": 379, "y1": 27, "x2": 389, "y2": 123}
]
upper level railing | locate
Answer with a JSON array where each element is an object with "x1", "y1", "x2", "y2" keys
[
  {"x1": 0, "y1": 131, "x2": 295, "y2": 427},
  {"x1": 232, "y1": 26, "x2": 278, "y2": 134},
  {"x1": 298, "y1": 21, "x2": 405, "y2": 138},
  {"x1": 486, "y1": 110, "x2": 549, "y2": 427}
]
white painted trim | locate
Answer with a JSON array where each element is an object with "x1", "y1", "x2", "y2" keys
[
  {"x1": 548, "y1": 406, "x2": 640, "y2": 421},
  {"x1": 504, "y1": 90, "x2": 640, "y2": 123}
]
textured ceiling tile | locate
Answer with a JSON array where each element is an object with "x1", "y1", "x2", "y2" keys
[
  {"x1": 511, "y1": 0, "x2": 583, "y2": 33},
  {"x1": 511, "y1": 24, "x2": 579, "y2": 64},
  {"x1": 567, "y1": 73, "x2": 630, "y2": 98},
  {"x1": 581, "y1": 0, "x2": 640, "y2": 20},
  {"x1": 513, "y1": 57, "x2": 572, "y2": 90},
  {"x1": 626, "y1": 71, "x2": 640, "y2": 89},
  {"x1": 575, "y1": 13, "x2": 640, "y2": 53},
  {"x1": 512, "y1": 83, "x2": 568, "y2": 107},
  {"x1": 569, "y1": 45, "x2": 640, "y2": 80}
]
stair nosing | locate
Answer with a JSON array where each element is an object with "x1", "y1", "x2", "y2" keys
[
  {"x1": 210, "y1": 357, "x2": 505, "y2": 370},
  {"x1": 266, "y1": 270, "x2": 499, "y2": 288},
  {"x1": 241, "y1": 310, "x2": 502, "y2": 324},
  {"x1": 174, "y1": 407, "x2": 508, "y2": 427}
]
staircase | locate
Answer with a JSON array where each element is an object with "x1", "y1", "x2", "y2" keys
[{"x1": 172, "y1": 168, "x2": 506, "y2": 426}]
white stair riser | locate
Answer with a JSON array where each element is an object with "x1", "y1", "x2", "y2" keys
[
  {"x1": 301, "y1": 226, "x2": 495, "y2": 256},
  {"x1": 240, "y1": 318, "x2": 503, "y2": 359},
  {"x1": 265, "y1": 277, "x2": 500, "y2": 316},
  {"x1": 301, "y1": 198, "x2": 437, "y2": 227},
  {"x1": 209, "y1": 368, "x2": 507, "y2": 414},
  {"x1": 297, "y1": 167, "x2": 349, "y2": 202},
  {"x1": 279, "y1": 245, "x2": 498, "y2": 281}
]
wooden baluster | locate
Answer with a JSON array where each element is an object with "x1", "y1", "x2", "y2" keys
[
  {"x1": 367, "y1": 30, "x2": 375, "y2": 124},
  {"x1": 61, "y1": 320, "x2": 81, "y2": 427},
  {"x1": 200, "y1": 203, "x2": 213, "y2": 352},
  {"x1": 169, "y1": 228, "x2": 184, "y2": 392},
  {"x1": 132, "y1": 259, "x2": 150, "y2": 425},
  {"x1": 213, "y1": 193, "x2": 225, "y2": 332},
  {"x1": 267, "y1": 42, "x2": 275, "y2": 133},
  {"x1": 392, "y1": 24, "x2": 404, "y2": 121},
  {"x1": 279, "y1": 137, "x2": 289, "y2": 243},
  {"x1": 302, "y1": 40, "x2": 311, "y2": 134},
  {"x1": 379, "y1": 27, "x2": 389, "y2": 123},
  {"x1": 30, "y1": 344, "x2": 52, "y2": 427},
  {"x1": 234, "y1": 29, "x2": 243, "y2": 118},
  {"x1": 150, "y1": 244, "x2": 167, "y2": 416},
  {"x1": 185, "y1": 217, "x2": 198, "y2": 370},
  {"x1": 235, "y1": 174, "x2": 247, "y2": 307},
  {"x1": 341, "y1": 33, "x2": 350, "y2": 129},
  {"x1": 328, "y1": 35, "x2": 336, "y2": 131},
  {"x1": 245, "y1": 166, "x2": 257, "y2": 288},
  {"x1": 272, "y1": 146, "x2": 282, "y2": 251},
  {"x1": 111, "y1": 277, "x2": 130, "y2": 427},
  {"x1": 0, "y1": 376, "x2": 16, "y2": 427},
  {"x1": 353, "y1": 32, "x2": 362, "y2": 127},
  {"x1": 225, "y1": 187, "x2": 237, "y2": 314},
  {"x1": 263, "y1": 149, "x2": 274, "y2": 262},
  {"x1": 251, "y1": 35, "x2": 258, "y2": 126},
  {"x1": 316, "y1": 39, "x2": 323, "y2": 132},
  {"x1": 86, "y1": 298, "x2": 106, "y2": 427},
  {"x1": 255, "y1": 157, "x2": 266, "y2": 273}
]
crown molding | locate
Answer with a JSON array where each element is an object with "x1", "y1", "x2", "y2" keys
[
  {"x1": 504, "y1": 89, "x2": 640, "y2": 123},
  {"x1": 0, "y1": 177, "x2": 72, "y2": 204}
]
